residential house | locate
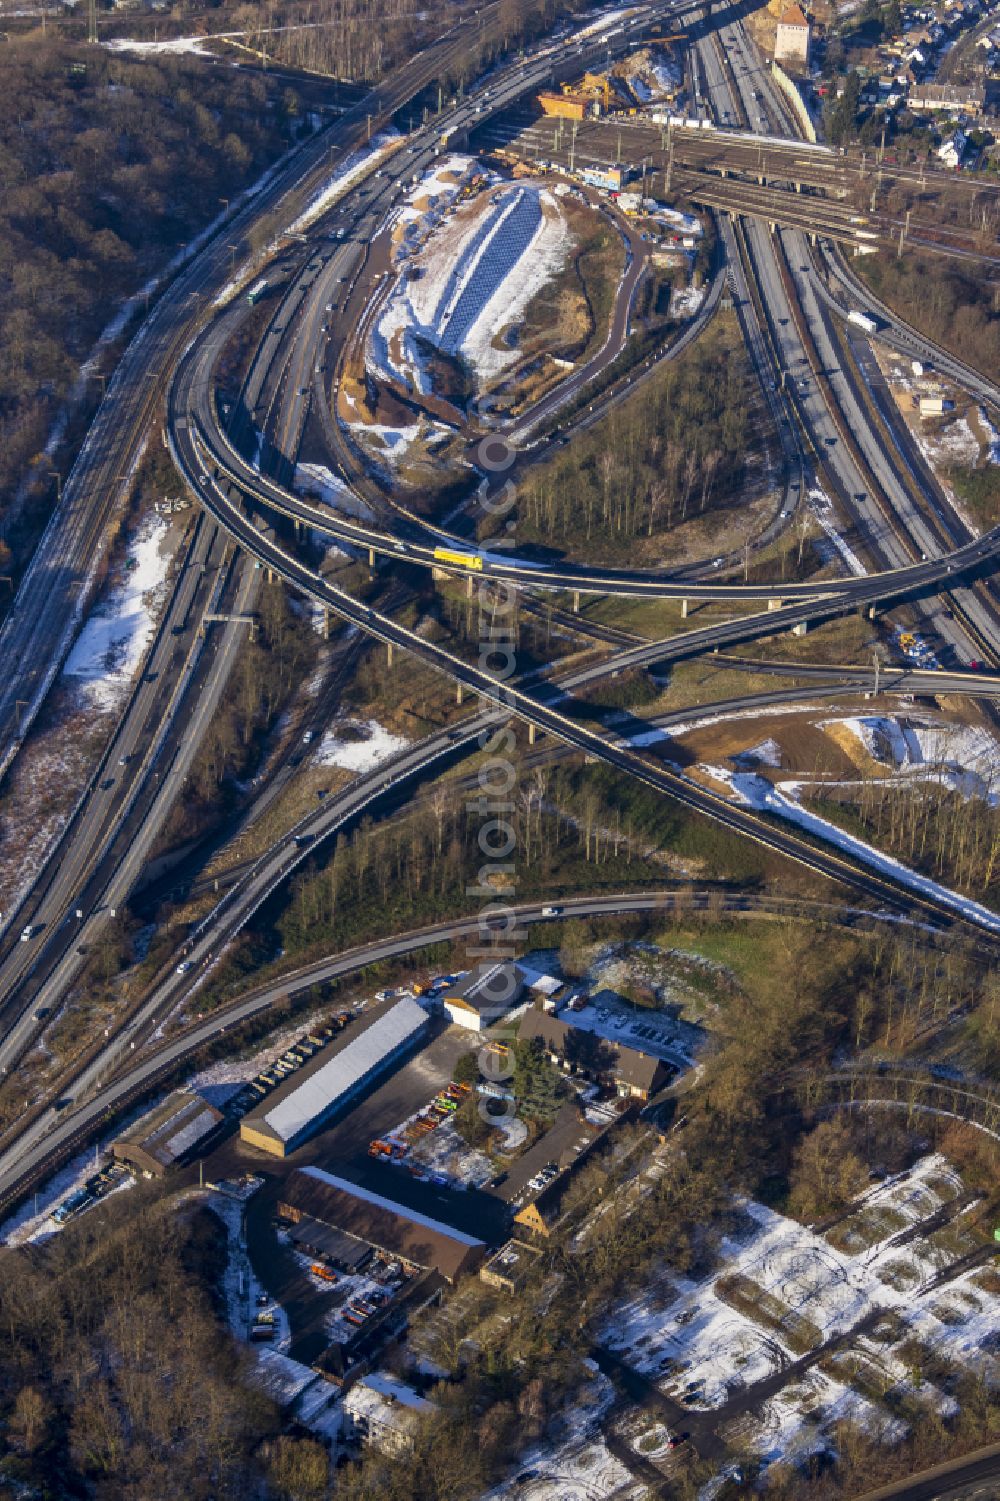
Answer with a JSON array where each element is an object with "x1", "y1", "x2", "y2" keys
[{"x1": 343, "y1": 1373, "x2": 433, "y2": 1456}]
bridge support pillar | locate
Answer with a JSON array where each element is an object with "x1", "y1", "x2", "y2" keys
[
  {"x1": 528, "y1": 722, "x2": 537, "y2": 745},
  {"x1": 386, "y1": 641, "x2": 394, "y2": 668},
  {"x1": 456, "y1": 682, "x2": 464, "y2": 706},
  {"x1": 680, "y1": 598, "x2": 689, "y2": 619},
  {"x1": 767, "y1": 598, "x2": 783, "y2": 611},
  {"x1": 572, "y1": 590, "x2": 580, "y2": 614},
  {"x1": 368, "y1": 546, "x2": 375, "y2": 573},
  {"x1": 323, "y1": 608, "x2": 331, "y2": 639},
  {"x1": 792, "y1": 620, "x2": 808, "y2": 637},
  {"x1": 795, "y1": 181, "x2": 802, "y2": 193},
  {"x1": 467, "y1": 574, "x2": 474, "y2": 599},
  {"x1": 866, "y1": 604, "x2": 877, "y2": 621}
]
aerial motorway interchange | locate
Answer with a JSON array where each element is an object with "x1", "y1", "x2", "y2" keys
[
  {"x1": 2, "y1": 0, "x2": 1000, "y2": 1488},
  {"x1": 2, "y1": 0, "x2": 1000, "y2": 1208}
]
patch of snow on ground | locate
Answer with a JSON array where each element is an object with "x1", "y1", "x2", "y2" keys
[
  {"x1": 62, "y1": 512, "x2": 171, "y2": 711},
  {"x1": 314, "y1": 717, "x2": 408, "y2": 772},
  {"x1": 189, "y1": 1004, "x2": 344, "y2": 1092},
  {"x1": 375, "y1": 180, "x2": 572, "y2": 391},
  {"x1": 669, "y1": 283, "x2": 705, "y2": 319},
  {"x1": 737, "y1": 737, "x2": 783, "y2": 767},
  {"x1": 603, "y1": 1157, "x2": 986, "y2": 1469},
  {"x1": 577, "y1": 7, "x2": 632, "y2": 38},
  {"x1": 922, "y1": 414, "x2": 981, "y2": 468},
  {"x1": 382, "y1": 1111, "x2": 494, "y2": 1189},
  {"x1": 208, "y1": 1188, "x2": 292, "y2": 1353},
  {"x1": 0, "y1": 1100, "x2": 160, "y2": 1245},
  {"x1": 826, "y1": 715, "x2": 910, "y2": 766},
  {"x1": 293, "y1": 462, "x2": 374, "y2": 521},
  {"x1": 808, "y1": 486, "x2": 868, "y2": 576},
  {"x1": 480, "y1": 1365, "x2": 645, "y2": 1500},
  {"x1": 105, "y1": 33, "x2": 215, "y2": 56},
  {"x1": 651, "y1": 56, "x2": 683, "y2": 92},
  {"x1": 978, "y1": 405, "x2": 1000, "y2": 463},
  {"x1": 653, "y1": 204, "x2": 702, "y2": 235},
  {"x1": 288, "y1": 130, "x2": 398, "y2": 236},
  {"x1": 705, "y1": 763, "x2": 1000, "y2": 930},
  {"x1": 823, "y1": 716, "x2": 999, "y2": 801}
]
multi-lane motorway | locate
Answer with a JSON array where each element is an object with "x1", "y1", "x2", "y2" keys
[
  {"x1": 3, "y1": 0, "x2": 1000, "y2": 1242},
  {"x1": 0, "y1": 0, "x2": 651, "y2": 786}
]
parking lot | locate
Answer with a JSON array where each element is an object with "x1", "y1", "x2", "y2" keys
[{"x1": 201, "y1": 1024, "x2": 508, "y2": 1361}]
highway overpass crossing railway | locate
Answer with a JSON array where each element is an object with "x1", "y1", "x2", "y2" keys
[
  {"x1": 171, "y1": 407, "x2": 1000, "y2": 938},
  {"x1": 176, "y1": 316, "x2": 1000, "y2": 610},
  {"x1": 159, "y1": 5, "x2": 1000, "y2": 939},
  {"x1": 0, "y1": 0, "x2": 698, "y2": 1084},
  {"x1": 472, "y1": 114, "x2": 1000, "y2": 266}
]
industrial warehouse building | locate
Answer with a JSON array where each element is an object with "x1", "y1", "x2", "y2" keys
[
  {"x1": 279, "y1": 1166, "x2": 486, "y2": 1282},
  {"x1": 112, "y1": 1090, "x2": 224, "y2": 1177},
  {"x1": 443, "y1": 961, "x2": 525, "y2": 1032},
  {"x1": 240, "y1": 997, "x2": 428, "y2": 1157}
]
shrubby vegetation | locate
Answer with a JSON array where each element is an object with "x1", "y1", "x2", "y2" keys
[{"x1": 158, "y1": 582, "x2": 319, "y2": 850}]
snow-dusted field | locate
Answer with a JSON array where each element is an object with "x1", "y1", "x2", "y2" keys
[
  {"x1": 823, "y1": 715, "x2": 999, "y2": 801},
  {"x1": 601, "y1": 1157, "x2": 992, "y2": 1467},
  {"x1": 479, "y1": 1364, "x2": 645, "y2": 1501},
  {"x1": 105, "y1": 33, "x2": 217, "y2": 57},
  {"x1": 63, "y1": 512, "x2": 172, "y2": 711},
  {"x1": 313, "y1": 717, "x2": 408, "y2": 772},
  {"x1": 372, "y1": 170, "x2": 572, "y2": 393}
]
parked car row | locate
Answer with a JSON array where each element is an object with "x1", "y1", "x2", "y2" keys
[{"x1": 226, "y1": 1012, "x2": 354, "y2": 1118}]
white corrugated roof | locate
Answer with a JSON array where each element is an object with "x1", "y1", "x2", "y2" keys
[{"x1": 263, "y1": 997, "x2": 427, "y2": 1143}]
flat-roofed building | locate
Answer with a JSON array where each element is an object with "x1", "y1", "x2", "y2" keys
[
  {"x1": 278, "y1": 1166, "x2": 486, "y2": 1282},
  {"x1": 112, "y1": 1090, "x2": 224, "y2": 1177},
  {"x1": 774, "y1": 3, "x2": 811, "y2": 66},
  {"x1": 480, "y1": 1238, "x2": 543, "y2": 1293},
  {"x1": 240, "y1": 997, "x2": 428, "y2": 1157}
]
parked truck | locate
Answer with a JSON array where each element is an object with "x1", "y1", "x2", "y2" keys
[{"x1": 847, "y1": 309, "x2": 879, "y2": 335}]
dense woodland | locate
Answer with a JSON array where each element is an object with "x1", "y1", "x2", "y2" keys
[
  {"x1": 229, "y1": 0, "x2": 571, "y2": 85},
  {"x1": 0, "y1": 38, "x2": 298, "y2": 542},
  {"x1": 809, "y1": 773, "x2": 1000, "y2": 907},
  {"x1": 859, "y1": 251, "x2": 1000, "y2": 386},
  {"x1": 511, "y1": 326, "x2": 757, "y2": 557}
]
